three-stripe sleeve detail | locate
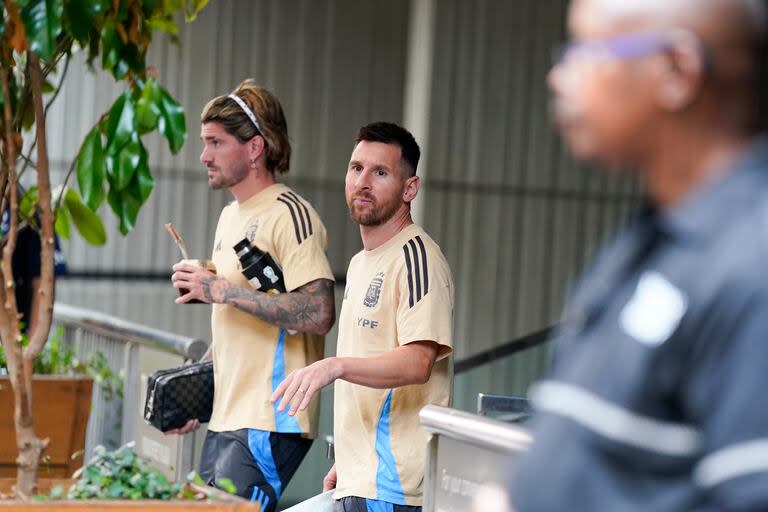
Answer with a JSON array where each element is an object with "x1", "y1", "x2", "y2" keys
[
  {"x1": 403, "y1": 245, "x2": 414, "y2": 308},
  {"x1": 277, "y1": 192, "x2": 314, "y2": 244},
  {"x1": 416, "y1": 235, "x2": 429, "y2": 296},
  {"x1": 286, "y1": 191, "x2": 313, "y2": 236},
  {"x1": 402, "y1": 236, "x2": 429, "y2": 308}
]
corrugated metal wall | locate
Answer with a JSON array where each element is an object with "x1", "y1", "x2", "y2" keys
[
  {"x1": 419, "y1": 0, "x2": 640, "y2": 408},
  {"x1": 53, "y1": 0, "x2": 410, "y2": 338},
  {"x1": 50, "y1": 1, "x2": 411, "y2": 504},
  {"x1": 44, "y1": 0, "x2": 643, "y2": 505}
]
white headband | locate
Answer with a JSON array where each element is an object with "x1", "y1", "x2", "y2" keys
[{"x1": 228, "y1": 94, "x2": 267, "y2": 143}]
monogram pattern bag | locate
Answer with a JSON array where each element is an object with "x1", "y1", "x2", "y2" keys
[{"x1": 143, "y1": 361, "x2": 214, "y2": 432}]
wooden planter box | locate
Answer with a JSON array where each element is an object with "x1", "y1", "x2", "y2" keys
[
  {"x1": 0, "y1": 376, "x2": 93, "y2": 478},
  {"x1": 0, "y1": 479, "x2": 261, "y2": 510}
]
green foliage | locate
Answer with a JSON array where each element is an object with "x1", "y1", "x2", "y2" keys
[
  {"x1": 19, "y1": 185, "x2": 107, "y2": 245},
  {"x1": 65, "y1": 444, "x2": 219, "y2": 501},
  {"x1": 156, "y1": 85, "x2": 186, "y2": 153},
  {"x1": 76, "y1": 127, "x2": 105, "y2": 211},
  {"x1": 20, "y1": 0, "x2": 63, "y2": 60},
  {"x1": 68, "y1": 444, "x2": 183, "y2": 500},
  {"x1": 0, "y1": 0, "x2": 205, "y2": 494},
  {"x1": 62, "y1": 187, "x2": 107, "y2": 245},
  {"x1": 19, "y1": 186, "x2": 39, "y2": 222},
  {"x1": 62, "y1": 0, "x2": 102, "y2": 44},
  {"x1": 216, "y1": 477, "x2": 237, "y2": 495},
  {"x1": 0, "y1": 327, "x2": 123, "y2": 401},
  {"x1": 75, "y1": 77, "x2": 184, "y2": 234},
  {"x1": 1, "y1": 0, "x2": 205, "y2": 237}
]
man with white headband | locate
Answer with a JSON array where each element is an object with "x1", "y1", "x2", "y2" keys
[{"x1": 169, "y1": 79, "x2": 335, "y2": 511}]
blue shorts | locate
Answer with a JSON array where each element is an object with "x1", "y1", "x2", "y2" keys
[{"x1": 199, "y1": 428, "x2": 312, "y2": 512}]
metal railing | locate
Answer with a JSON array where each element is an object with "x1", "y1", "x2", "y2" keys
[
  {"x1": 417, "y1": 326, "x2": 554, "y2": 511},
  {"x1": 420, "y1": 405, "x2": 532, "y2": 512},
  {"x1": 52, "y1": 303, "x2": 209, "y2": 477}
]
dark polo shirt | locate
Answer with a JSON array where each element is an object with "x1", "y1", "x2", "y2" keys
[{"x1": 512, "y1": 138, "x2": 768, "y2": 511}]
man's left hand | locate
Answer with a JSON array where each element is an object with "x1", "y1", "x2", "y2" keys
[{"x1": 270, "y1": 358, "x2": 341, "y2": 416}]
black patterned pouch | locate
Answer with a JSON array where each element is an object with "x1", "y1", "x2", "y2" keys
[{"x1": 143, "y1": 361, "x2": 214, "y2": 432}]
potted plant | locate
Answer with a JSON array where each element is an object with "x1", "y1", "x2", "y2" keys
[
  {"x1": 0, "y1": 0, "x2": 206, "y2": 499},
  {"x1": 0, "y1": 443, "x2": 261, "y2": 510},
  {"x1": 0, "y1": 328, "x2": 123, "y2": 479}
]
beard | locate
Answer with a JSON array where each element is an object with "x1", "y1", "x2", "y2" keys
[
  {"x1": 346, "y1": 190, "x2": 403, "y2": 226},
  {"x1": 207, "y1": 162, "x2": 250, "y2": 190}
]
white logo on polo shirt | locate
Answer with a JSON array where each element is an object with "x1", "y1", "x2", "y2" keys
[{"x1": 619, "y1": 271, "x2": 687, "y2": 346}]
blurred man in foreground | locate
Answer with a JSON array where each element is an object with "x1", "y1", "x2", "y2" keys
[{"x1": 510, "y1": 0, "x2": 768, "y2": 510}]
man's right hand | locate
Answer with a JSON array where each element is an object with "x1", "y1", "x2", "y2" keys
[
  {"x1": 171, "y1": 261, "x2": 221, "y2": 304},
  {"x1": 164, "y1": 418, "x2": 201, "y2": 436},
  {"x1": 322, "y1": 464, "x2": 337, "y2": 492}
]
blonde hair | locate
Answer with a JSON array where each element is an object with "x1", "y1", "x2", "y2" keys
[{"x1": 200, "y1": 80, "x2": 291, "y2": 174}]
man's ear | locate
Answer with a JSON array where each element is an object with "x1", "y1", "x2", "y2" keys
[
  {"x1": 248, "y1": 134, "x2": 267, "y2": 162},
  {"x1": 403, "y1": 175, "x2": 420, "y2": 203},
  {"x1": 656, "y1": 31, "x2": 705, "y2": 112}
]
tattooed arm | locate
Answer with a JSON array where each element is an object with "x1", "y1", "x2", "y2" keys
[
  {"x1": 217, "y1": 277, "x2": 335, "y2": 335},
  {"x1": 171, "y1": 261, "x2": 335, "y2": 335}
]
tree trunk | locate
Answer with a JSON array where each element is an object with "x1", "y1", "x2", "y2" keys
[
  {"x1": 0, "y1": 62, "x2": 42, "y2": 499},
  {"x1": 24, "y1": 54, "x2": 56, "y2": 404},
  {"x1": 14, "y1": 54, "x2": 56, "y2": 498}
]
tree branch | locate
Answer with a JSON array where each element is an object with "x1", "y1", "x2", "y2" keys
[
  {"x1": 0, "y1": 63, "x2": 24, "y2": 404},
  {"x1": 18, "y1": 52, "x2": 71, "y2": 181},
  {"x1": 23, "y1": 55, "x2": 54, "y2": 380}
]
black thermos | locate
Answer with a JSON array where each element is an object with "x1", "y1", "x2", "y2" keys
[{"x1": 233, "y1": 238, "x2": 286, "y2": 294}]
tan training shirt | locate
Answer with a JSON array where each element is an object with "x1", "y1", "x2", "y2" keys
[
  {"x1": 333, "y1": 223, "x2": 454, "y2": 506},
  {"x1": 208, "y1": 183, "x2": 334, "y2": 437}
]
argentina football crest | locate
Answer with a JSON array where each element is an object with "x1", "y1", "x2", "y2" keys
[{"x1": 363, "y1": 272, "x2": 385, "y2": 308}]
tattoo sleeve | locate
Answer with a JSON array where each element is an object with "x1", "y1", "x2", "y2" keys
[{"x1": 220, "y1": 278, "x2": 336, "y2": 335}]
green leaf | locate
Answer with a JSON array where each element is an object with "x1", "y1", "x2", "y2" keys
[
  {"x1": 105, "y1": 91, "x2": 135, "y2": 155},
  {"x1": 76, "y1": 126, "x2": 106, "y2": 211},
  {"x1": 216, "y1": 477, "x2": 237, "y2": 495},
  {"x1": 21, "y1": 0, "x2": 64, "y2": 59},
  {"x1": 107, "y1": 132, "x2": 141, "y2": 191},
  {"x1": 121, "y1": 43, "x2": 145, "y2": 76},
  {"x1": 127, "y1": 142, "x2": 153, "y2": 203},
  {"x1": 141, "y1": 0, "x2": 159, "y2": 17},
  {"x1": 64, "y1": 188, "x2": 107, "y2": 245},
  {"x1": 157, "y1": 86, "x2": 186, "y2": 154},
  {"x1": 135, "y1": 78, "x2": 161, "y2": 134},
  {"x1": 184, "y1": 0, "x2": 208, "y2": 21},
  {"x1": 54, "y1": 204, "x2": 71, "y2": 239},
  {"x1": 107, "y1": 481, "x2": 124, "y2": 498},
  {"x1": 113, "y1": 57, "x2": 130, "y2": 79},
  {"x1": 107, "y1": 185, "x2": 140, "y2": 235},
  {"x1": 42, "y1": 79, "x2": 55, "y2": 94},
  {"x1": 187, "y1": 471, "x2": 205, "y2": 486},
  {"x1": 62, "y1": 0, "x2": 102, "y2": 43},
  {"x1": 19, "y1": 186, "x2": 39, "y2": 223},
  {"x1": 100, "y1": 21, "x2": 120, "y2": 74},
  {"x1": 146, "y1": 16, "x2": 179, "y2": 34},
  {"x1": 21, "y1": 103, "x2": 35, "y2": 131}
]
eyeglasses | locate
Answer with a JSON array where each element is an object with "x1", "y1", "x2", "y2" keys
[{"x1": 552, "y1": 32, "x2": 676, "y2": 66}]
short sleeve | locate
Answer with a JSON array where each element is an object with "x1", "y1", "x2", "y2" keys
[
  {"x1": 685, "y1": 284, "x2": 768, "y2": 510},
  {"x1": 272, "y1": 197, "x2": 334, "y2": 292},
  {"x1": 395, "y1": 236, "x2": 454, "y2": 358}
]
